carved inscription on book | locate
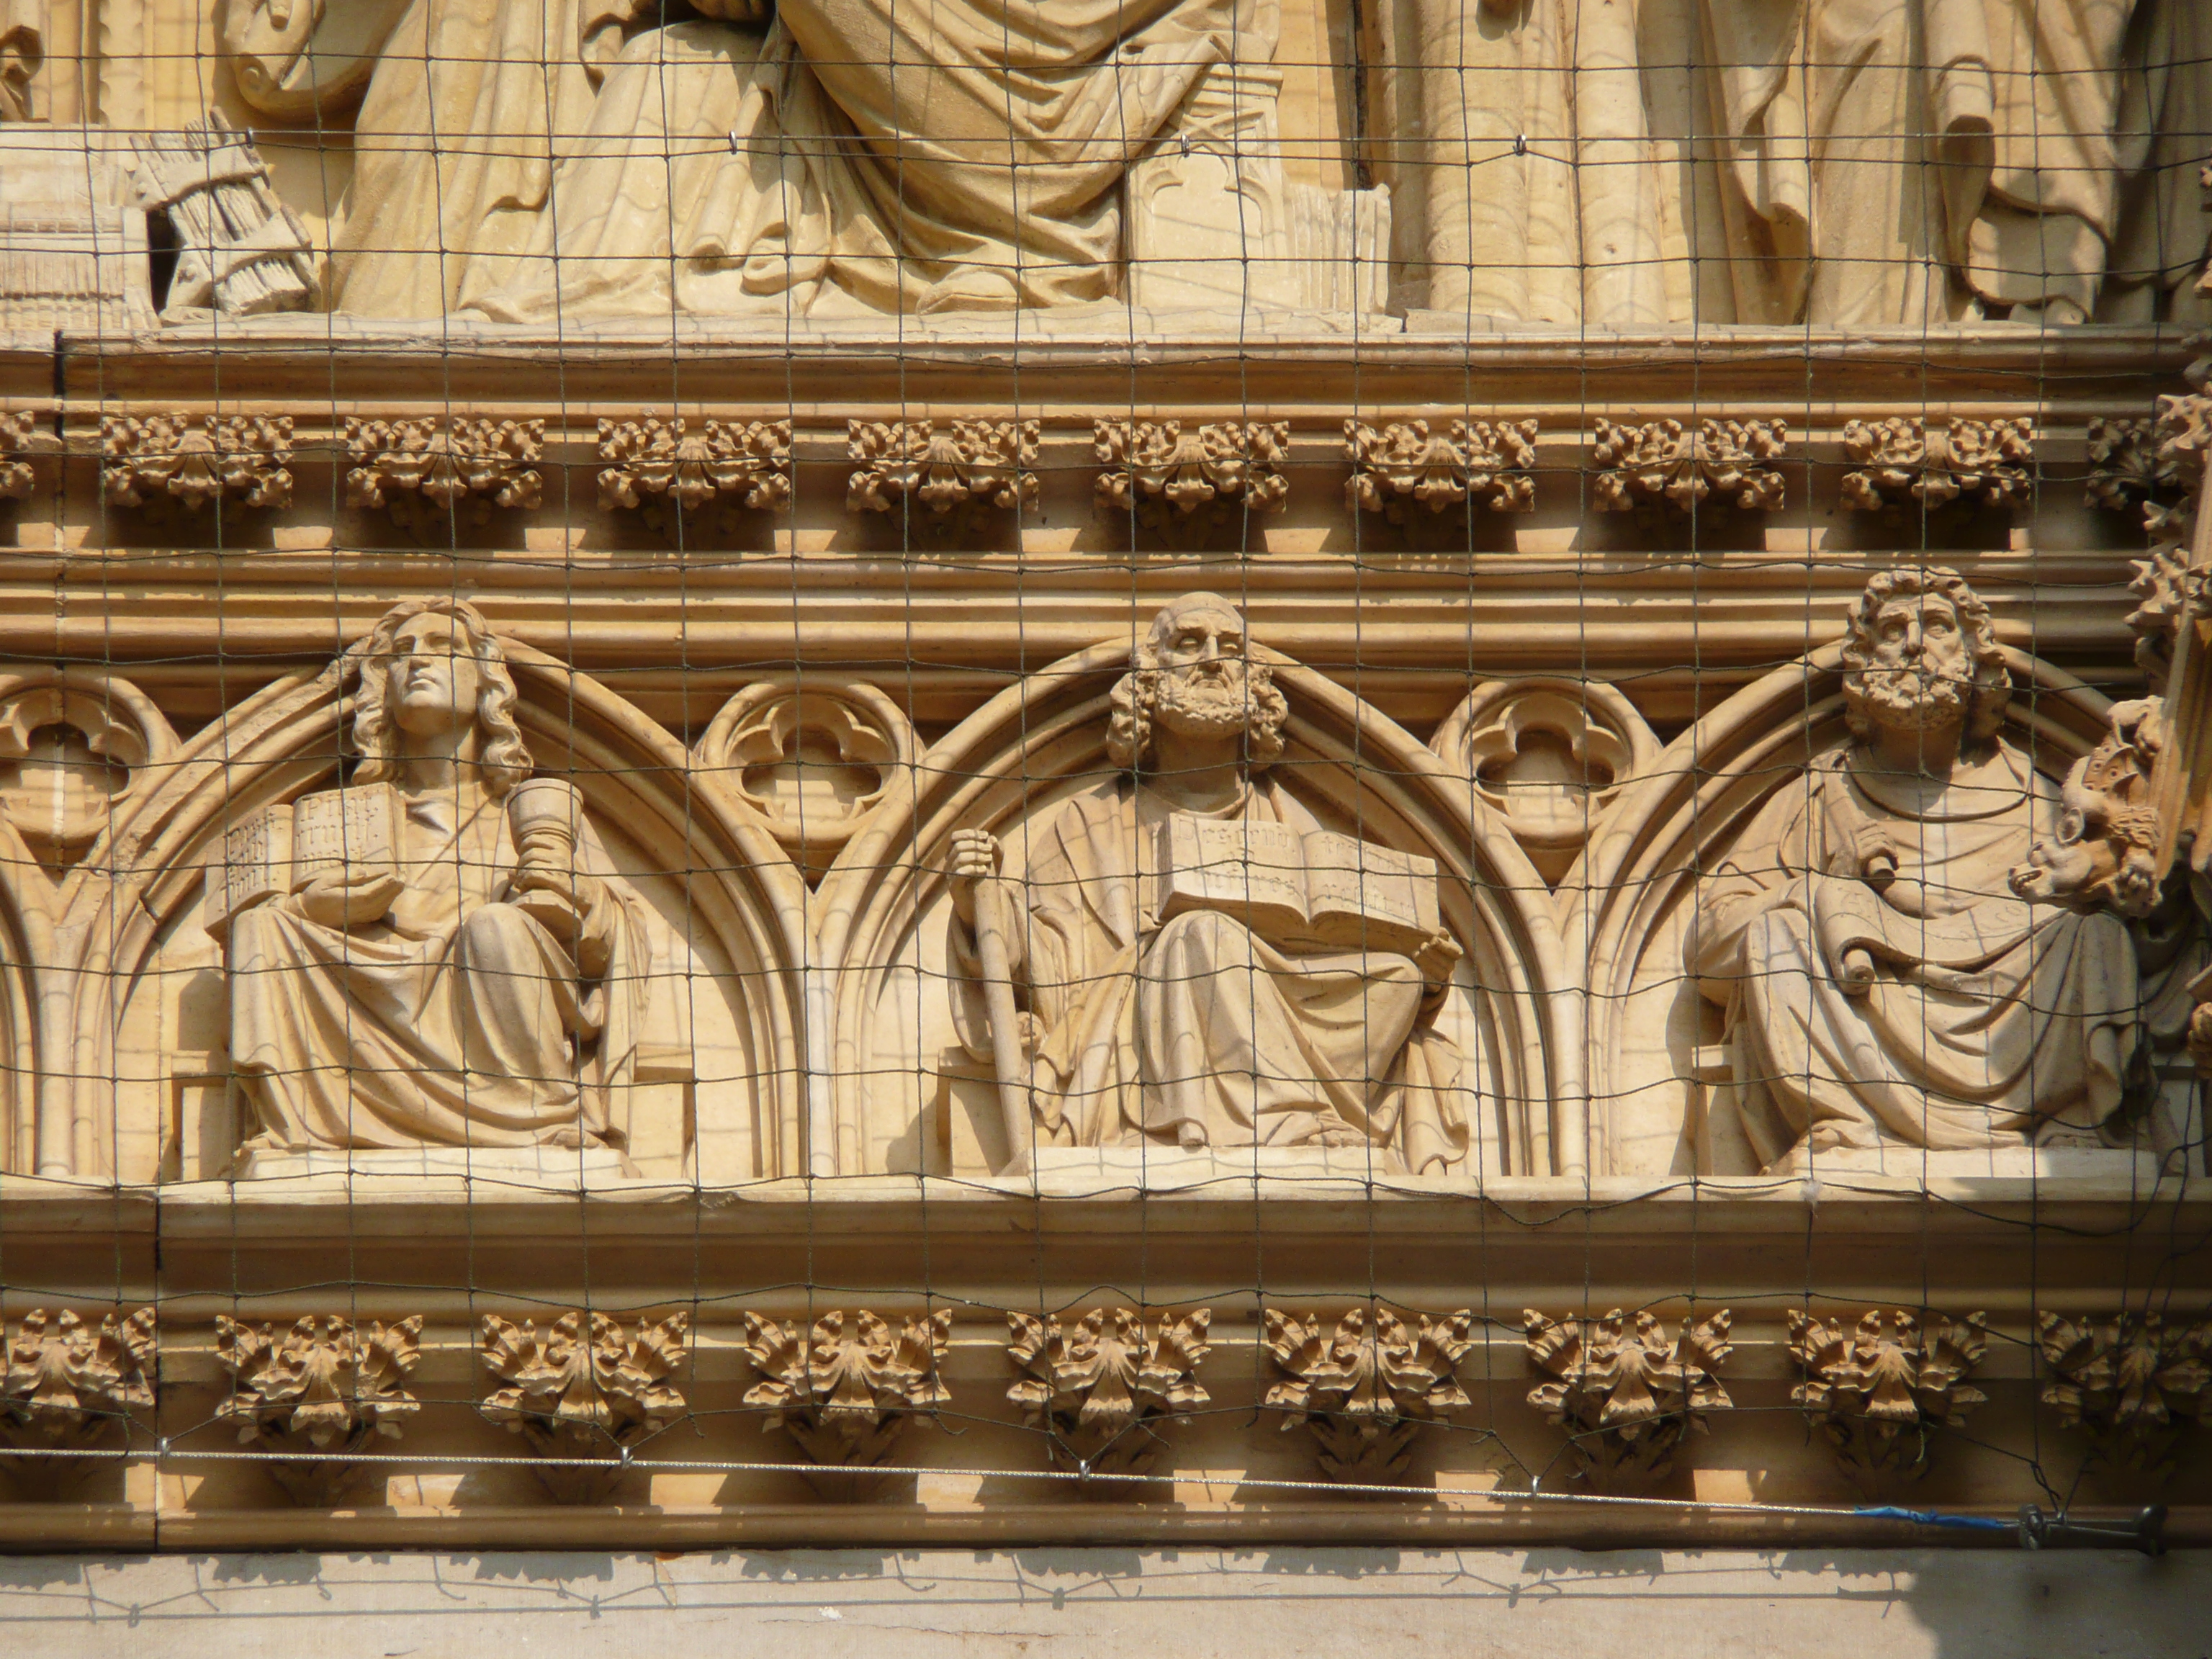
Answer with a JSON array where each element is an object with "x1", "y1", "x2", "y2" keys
[{"x1": 1149, "y1": 814, "x2": 1441, "y2": 958}]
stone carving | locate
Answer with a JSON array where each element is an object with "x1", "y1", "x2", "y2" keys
[
  {"x1": 0, "y1": 0, "x2": 35, "y2": 122},
  {"x1": 1789, "y1": 1308, "x2": 1988, "y2": 1483},
  {"x1": 1698, "y1": 0, "x2": 2200, "y2": 326},
  {"x1": 1262, "y1": 1307, "x2": 1473, "y2": 1482},
  {"x1": 1840, "y1": 418, "x2": 2035, "y2": 511},
  {"x1": 596, "y1": 416, "x2": 792, "y2": 526},
  {"x1": 1687, "y1": 568, "x2": 2140, "y2": 1172},
  {"x1": 948, "y1": 594, "x2": 1467, "y2": 1170},
  {"x1": 1344, "y1": 418, "x2": 1537, "y2": 518},
  {"x1": 129, "y1": 114, "x2": 317, "y2": 318},
  {"x1": 1523, "y1": 1308, "x2": 1733, "y2": 1481},
  {"x1": 481, "y1": 1311, "x2": 691, "y2": 1503},
  {"x1": 1432, "y1": 678, "x2": 1660, "y2": 885},
  {"x1": 2038, "y1": 1310, "x2": 2212, "y2": 1473},
  {"x1": 1005, "y1": 1308, "x2": 1213, "y2": 1476},
  {"x1": 0, "y1": 407, "x2": 32, "y2": 499},
  {"x1": 0, "y1": 1309, "x2": 156, "y2": 1483},
  {"x1": 740, "y1": 1310, "x2": 953, "y2": 1487},
  {"x1": 2010, "y1": 698, "x2": 2167, "y2": 919},
  {"x1": 101, "y1": 413, "x2": 295, "y2": 512},
  {"x1": 1591, "y1": 418, "x2": 1788, "y2": 513},
  {"x1": 0, "y1": 670, "x2": 169, "y2": 863},
  {"x1": 233, "y1": 0, "x2": 1273, "y2": 320},
  {"x1": 2139, "y1": 393, "x2": 2212, "y2": 555},
  {"x1": 848, "y1": 421, "x2": 1038, "y2": 518},
  {"x1": 692, "y1": 678, "x2": 915, "y2": 880},
  {"x1": 217, "y1": 598, "x2": 653, "y2": 1162},
  {"x1": 216, "y1": 1314, "x2": 422, "y2": 1504},
  {"x1": 2085, "y1": 418, "x2": 2171, "y2": 514},
  {"x1": 345, "y1": 416, "x2": 544, "y2": 538},
  {"x1": 1095, "y1": 421, "x2": 1290, "y2": 529}
]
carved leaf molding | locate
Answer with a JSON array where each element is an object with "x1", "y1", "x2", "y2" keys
[
  {"x1": 741, "y1": 1308, "x2": 953, "y2": 1472},
  {"x1": 1344, "y1": 418, "x2": 1537, "y2": 516},
  {"x1": 1523, "y1": 1308, "x2": 1732, "y2": 1481},
  {"x1": 1840, "y1": 417, "x2": 2033, "y2": 511},
  {"x1": 345, "y1": 415, "x2": 545, "y2": 530},
  {"x1": 1591, "y1": 418, "x2": 1786, "y2": 512},
  {"x1": 101, "y1": 411, "x2": 294, "y2": 511},
  {"x1": 0, "y1": 1308, "x2": 156, "y2": 1452},
  {"x1": 1006, "y1": 1307, "x2": 1213, "y2": 1476},
  {"x1": 1, "y1": 408, "x2": 37, "y2": 500},
  {"x1": 480, "y1": 1310, "x2": 690, "y2": 1502},
  {"x1": 1095, "y1": 419, "x2": 1290, "y2": 518},
  {"x1": 1788, "y1": 1308, "x2": 1988, "y2": 1483},
  {"x1": 217, "y1": 1313, "x2": 421, "y2": 1501},
  {"x1": 598, "y1": 415, "x2": 792, "y2": 515},
  {"x1": 2038, "y1": 1310, "x2": 2212, "y2": 1473},
  {"x1": 1262, "y1": 1306, "x2": 1473, "y2": 1482},
  {"x1": 848, "y1": 419, "x2": 1039, "y2": 514}
]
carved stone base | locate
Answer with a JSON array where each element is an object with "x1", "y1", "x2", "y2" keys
[
  {"x1": 1779, "y1": 1144, "x2": 2181, "y2": 1182},
  {"x1": 230, "y1": 1146, "x2": 634, "y2": 1188},
  {"x1": 1008, "y1": 1143, "x2": 1408, "y2": 1193}
]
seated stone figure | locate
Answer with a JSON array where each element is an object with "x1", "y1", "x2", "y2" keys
[
  {"x1": 948, "y1": 593, "x2": 1468, "y2": 1170},
  {"x1": 1686, "y1": 567, "x2": 2142, "y2": 1171},
  {"x1": 223, "y1": 599, "x2": 650, "y2": 1156}
]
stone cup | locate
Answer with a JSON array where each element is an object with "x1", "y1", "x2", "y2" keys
[{"x1": 505, "y1": 775, "x2": 586, "y2": 929}]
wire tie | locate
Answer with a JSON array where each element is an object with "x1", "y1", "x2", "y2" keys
[{"x1": 1514, "y1": 134, "x2": 1528, "y2": 157}]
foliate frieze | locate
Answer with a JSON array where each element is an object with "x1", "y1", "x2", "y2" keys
[
  {"x1": 480, "y1": 1311, "x2": 691, "y2": 1503},
  {"x1": 1591, "y1": 418, "x2": 1786, "y2": 512},
  {"x1": 1788, "y1": 1309, "x2": 1988, "y2": 1484},
  {"x1": 1343, "y1": 418, "x2": 1536, "y2": 518},
  {"x1": 1262, "y1": 1307, "x2": 1473, "y2": 1482},
  {"x1": 2084, "y1": 418, "x2": 2172, "y2": 515},
  {"x1": 1840, "y1": 417, "x2": 2033, "y2": 511},
  {"x1": 1523, "y1": 1308, "x2": 1732, "y2": 1481},
  {"x1": 1094, "y1": 419, "x2": 1290, "y2": 522},
  {"x1": 101, "y1": 411, "x2": 295, "y2": 511},
  {"x1": 0, "y1": 408, "x2": 35, "y2": 499},
  {"x1": 1006, "y1": 1308, "x2": 1212, "y2": 1476},
  {"x1": 2037, "y1": 1310, "x2": 2211, "y2": 1473},
  {"x1": 344, "y1": 415, "x2": 545, "y2": 534},
  {"x1": 741, "y1": 1310, "x2": 953, "y2": 1487},
  {"x1": 0, "y1": 1308, "x2": 156, "y2": 1461},
  {"x1": 848, "y1": 419, "x2": 1039, "y2": 515},
  {"x1": 216, "y1": 1314, "x2": 422, "y2": 1503},
  {"x1": 597, "y1": 415, "x2": 792, "y2": 518}
]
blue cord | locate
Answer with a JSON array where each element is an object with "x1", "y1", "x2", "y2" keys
[{"x1": 1854, "y1": 1506, "x2": 2014, "y2": 1533}]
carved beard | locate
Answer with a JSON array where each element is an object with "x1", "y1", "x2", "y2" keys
[
  {"x1": 1152, "y1": 663, "x2": 1264, "y2": 745},
  {"x1": 1854, "y1": 660, "x2": 1970, "y2": 736}
]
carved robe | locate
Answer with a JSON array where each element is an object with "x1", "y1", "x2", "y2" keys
[
  {"x1": 0, "y1": 0, "x2": 38, "y2": 121},
  {"x1": 469, "y1": 0, "x2": 1244, "y2": 318},
  {"x1": 228, "y1": 779, "x2": 651, "y2": 1151},
  {"x1": 225, "y1": 0, "x2": 647, "y2": 317},
  {"x1": 1688, "y1": 740, "x2": 2141, "y2": 1168},
  {"x1": 957, "y1": 775, "x2": 1467, "y2": 1169}
]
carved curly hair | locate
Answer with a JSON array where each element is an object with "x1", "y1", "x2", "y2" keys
[
  {"x1": 349, "y1": 598, "x2": 533, "y2": 798},
  {"x1": 1105, "y1": 595, "x2": 1289, "y2": 772},
  {"x1": 1840, "y1": 566, "x2": 2012, "y2": 744}
]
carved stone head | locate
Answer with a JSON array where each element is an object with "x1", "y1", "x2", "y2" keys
[
  {"x1": 1107, "y1": 593, "x2": 1289, "y2": 773},
  {"x1": 349, "y1": 598, "x2": 533, "y2": 796},
  {"x1": 1840, "y1": 567, "x2": 2010, "y2": 747}
]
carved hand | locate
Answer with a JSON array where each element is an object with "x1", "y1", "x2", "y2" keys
[
  {"x1": 1849, "y1": 821, "x2": 1899, "y2": 885},
  {"x1": 948, "y1": 827, "x2": 1002, "y2": 927},
  {"x1": 1413, "y1": 928, "x2": 1462, "y2": 991},
  {"x1": 294, "y1": 869, "x2": 404, "y2": 930}
]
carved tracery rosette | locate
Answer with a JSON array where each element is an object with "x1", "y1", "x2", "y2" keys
[
  {"x1": 692, "y1": 678, "x2": 917, "y2": 881},
  {"x1": 1431, "y1": 678, "x2": 1660, "y2": 886}
]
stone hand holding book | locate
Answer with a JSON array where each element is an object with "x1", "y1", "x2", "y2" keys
[
  {"x1": 206, "y1": 784, "x2": 402, "y2": 938},
  {"x1": 1148, "y1": 813, "x2": 1442, "y2": 959}
]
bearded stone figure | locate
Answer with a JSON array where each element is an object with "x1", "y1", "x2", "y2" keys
[
  {"x1": 221, "y1": 599, "x2": 651, "y2": 1159},
  {"x1": 1686, "y1": 569, "x2": 2142, "y2": 1172},
  {"x1": 947, "y1": 594, "x2": 1470, "y2": 1169}
]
